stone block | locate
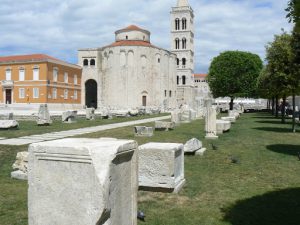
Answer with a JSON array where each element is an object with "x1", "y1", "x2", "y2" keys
[
  {"x1": 155, "y1": 121, "x2": 175, "y2": 131},
  {"x1": 228, "y1": 110, "x2": 240, "y2": 119},
  {"x1": 36, "y1": 104, "x2": 52, "y2": 125},
  {"x1": 138, "y1": 142, "x2": 185, "y2": 193},
  {"x1": 184, "y1": 138, "x2": 202, "y2": 153},
  {"x1": 205, "y1": 106, "x2": 218, "y2": 139},
  {"x1": 221, "y1": 116, "x2": 236, "y2": 123},
  {"x1": 12, "y1": 151, "x2": 29, "y2": 173},
  {"x1": 181, "y1": 109, "x2": 192, "y2": 123},
  {"x1": 171, "y1": 110, "x2": 181, "y2": 124},
  {"x1": 62, "y1": 110, "x2": 77, "y2": 123},
  {"x1": 28, "y1": 138, "x2": 138, "y2": 225},
  {"x1": 0, "y1": 120, "x2": 19, "y2": 129},
  {"x1": 11, "y1": 170, "x2": 27, "y2": 180},
  {"x1": 216, "y1": 120, "x2": 231, "y2": 134},
  {"x1": 86, "y1": 108, "x2": 95, "y2": 120},
  {"x1": 134, "y1": 126, "x2": 153, "y2": 137},
  {"x1": 195, "y1": 148, "x2": 207, "y2": 156}
]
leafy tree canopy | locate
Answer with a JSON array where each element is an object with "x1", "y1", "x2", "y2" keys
[{"x1": 207, "y1": 51, "x2": 263, "y2": 99}]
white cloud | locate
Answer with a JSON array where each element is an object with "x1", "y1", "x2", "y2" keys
[{"x1": 0, "y1": 0, "x2": 293, "y2": 72}]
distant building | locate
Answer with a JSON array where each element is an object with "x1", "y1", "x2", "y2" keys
[
  {"x1": 78, "y1": 25, "x2": 177, "y2": 109},
  {"x1": 194, "y1": 73, "x2": 210, "y2": 98},
  {"x1": 0, "y1": 54, "x2": 82, "y2": 108}
]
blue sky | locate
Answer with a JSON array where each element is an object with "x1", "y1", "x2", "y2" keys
[{"x1": 0, "y1": 0, "x2": 293, "y2": 73}]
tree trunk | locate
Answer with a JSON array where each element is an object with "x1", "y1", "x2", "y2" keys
[
  {"x1": 281, "y1": 95, "x2": 286, "y2": 124},
  {"x1": 292, "y1": 93, "x2": 296, "y2": 133},
  {"x1": 229, "y1": 98, "x2": 234, "y2": 110},
  {"x1": 275, "y1": 95, "x2": 279, "y2": 118},
  {"x1": 271, "y1": 97, "x2": 275, "y2": 115}
]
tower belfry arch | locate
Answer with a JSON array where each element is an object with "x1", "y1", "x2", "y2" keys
[{"x1": 171, "y1": 0, "x2": 195, "y2": 106}]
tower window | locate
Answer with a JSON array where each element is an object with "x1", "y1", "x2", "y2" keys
[
  {"x1": 182, "y1": 75, "x2": 186, "y2": 85},
  {"x1": 182, "y1": 38, "x2": 187, "y2": 49},
  {"x1": 175, "y1": 18, "x2": 180, "y2": 30},
  {"x1": 83, "y1": 59, "x2": 88, "y2": 66},
  {"x1": 164, "y1": 90, "x2": 167, "y2": 97},
  {"x1": 90, "y1": 59, "x2": 95, "y2": 66},
  {"x1": 176, "y1": 58, "x2": 179, "y2": 66},
  {"x1": 175, "y1": 38, "x2": 180, "y2": 49},
  {"x1": 169, "y1": 91, "x2": 172, "y2": 97},
  {"x1": 182, "y1": 58, "x2": 186, "y2": 67},
  {"x1": 177, "y1": 76, "x2": 179, "y2": 85},
  {"x1": 182, "y1": 18, "x2": 187, "y2": 30}
]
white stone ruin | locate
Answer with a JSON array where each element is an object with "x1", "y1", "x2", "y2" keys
[
  {"x1": 138, "y1": 142, "x2": 185, "y2": 193},
  {"x1": 204, "y1": 99, "x2": 218, "y2": 140},
  {"x1": 221, "y1": 116, "x2": 236, "y2": 123},
  {"x1": 171, "y1": 109, "x2": 181, "y2": 125},
  {"x1": 184, "y1": 138, "x2": 207, "y2": 155},
  {"x1": 134, "y1": 126, "x2": 154, "y2": 137},
  {"x1": 86, "y1": 108, "x2": 95, "y2": 120},
  {"x1": 154, "y1": 121, "x2": 175, "y2": 131},
  {"x1": 62, "y1": 110, "x2": 77, "y2": 123},
  {"x1": 28, "y1": 138, "x2": 138, "y2": 225},
  {"x1": 11, "y1": 151, "x2": 29, "y2": 180},
  {"x1": 36, "y1": 104, "x2": 52, "y2": 125},
  {"x1": 228, "y1": 110, "x2": 240, "y2": 119},
  {"x1": 0, "y1": 120, "x2": 19, "y2": 129},
  {"x1": 216, "y1": 120, "x2": 231, "y2": 134}
]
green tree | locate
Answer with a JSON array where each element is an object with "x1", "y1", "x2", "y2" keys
[
  {"x1": 207, "y1": 51, "x2": 263, "y2": 110},
  {"x1": 265, "y1": 32, "x2": 297, "y2": 125}
]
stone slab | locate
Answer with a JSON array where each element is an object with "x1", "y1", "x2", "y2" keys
[
  {"x1": 195, "y1": 148, "x2": 207, "y2": 156},
  {"x1": 184, "y1": 138, "x2": 202, "y2": 153},
  {"x1": 11, "y1": 170, "x2": 28, "y2": 180}
]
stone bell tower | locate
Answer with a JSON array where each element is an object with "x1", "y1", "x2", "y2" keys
[{"x1": 171, "y1": 0, "x2": 195, "y2": 107}]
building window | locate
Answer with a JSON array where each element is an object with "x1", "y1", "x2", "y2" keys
[
  {"x1": 53, "y1": 68, "x2": 58, "y2": 82},
  {"x1": 175, "y1": 38, "x2": 180, "y2": 49},
  {"x1": 158, "y1": 58, "x2": 160, "y2": 63},
  {"x1": 74, "y1": 74, "x2": 78, "y2": 84},
  {"x1": 182, "y1": 75, "x2": 186, "y2": 85},
  {"x1": 19, "y1": 88, "x2": 25, "y2": 99},
  {"x1": 19, "y1": 68, "x2": 25, "y2": 81},
  {"x1": 5, "y1": 69, "x2": 11, "y2": 80},
  {"x1": 64, "y1": 89, "x2": 68, "y2": 99},
  {"x1": 175, "y1": 18, "x2": 180, "y2": 30},
  {"x1": 182, "y1": 58, "x2": 186, "y2": 67},
  {"x1": 83, "y1": 59, "x2": 88, "y2": 66},
  {"x1": 74, "y1": 90, "x2": 78, "y2": 100},
  {"x1": 182, "y1": 38, "x2": 187, "y2": 49},
  {"x1": 177, "y1": 76, "x2": 179, "y2": 85},
  {"x1": 164, "y1": 90, "x2": 167, "y2": 97},
  {"x1": 33, "y1": 88, "x2": 39, "y2": 98},
  {"x1": 169, "y1": 90, "x2": 172, "y2": 97},
  {"x1": 33, "y1": 67, "x2": 39, "y2": 81},
  {"x1": 53, "y1": 88, "x2": 57, "y2": 99},
  {"x1": 126, "y1": 35, "x2": 128, "y2": 40},
  {"x1": 90, "y1": 59, "x2": 95, "y2": 66},
  {"x1": 182, "y1": 18, "x2": 187, "y2": 30},
  {"x1": 176, "y1": 58, "x2": 179, "y2": 66},
  {"x1": 64, "y1": 72, "x2": 68, "y2": 83}
]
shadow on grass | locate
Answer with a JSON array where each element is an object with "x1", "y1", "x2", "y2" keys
[
  {"x1": 266, "y1": 144, "x2": 300, "y2": 156},
  {"x1": 253, "y1": 127, "x2": 293, "y2": 133},
  {"x1": 256, "y1": 120, "x2": 292, "y2": 125},
  {"x1": 223, "y1": 188, "x2": 300, "y2": 225}
]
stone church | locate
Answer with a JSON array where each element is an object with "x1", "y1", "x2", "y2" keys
[{"x1": 78, "y1": 0, "x2": 196, "y2": 110}]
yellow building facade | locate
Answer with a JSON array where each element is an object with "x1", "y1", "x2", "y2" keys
[{"x1": 0, "y1": 54, "x2": 82, "y2": 106}]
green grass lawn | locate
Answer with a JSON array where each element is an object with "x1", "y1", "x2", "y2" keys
[
  {"x1": 0, "y1": 113, "x2": 168, "y2": 139},
  {"x1": 1, "y1": 112, "x2": 300, "y2": 225}
]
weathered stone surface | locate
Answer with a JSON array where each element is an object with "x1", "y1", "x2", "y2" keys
[
  {"x1": 181, "y1": 109, "x2": 192, "y2": 123},
  {"x1": 195, "y1": 148, "x2": 207, "y2": 156},
  {"x1": 134, "y1": 126, "x2": 153, "y2": 137},
  {"x1": 205, "y1": 99, "x2": 218, "y2": 139},
  {"x1": 155, "y1": 121, "x2": 175, "y2": 131},
  {"x1": 12, "y1": 151, "x2": 29, "y2": 173},
  {"x1": 184, "y1": 138, "x2": 202, "y2": 153},
  {"x1": 62, "y1": 110, "x2": 77, "y2": 123},
  {"x1": 11, "y1": 170, "x2": 28, "y2": 180},
  {"x1": 228, "y1": 110, "x2": 240, "y2": 119},
  {"x1": 171, "y1": 110, "x2": 181, "y2": 124},
  {"x1": 216, "y1": 120, "x2": 231, "y2": 134},
  {"x1": 138, "y1": 142, "x2": 185, "y2": 193},
  {"x1": 0, "y1": 120, "x2": 19, "y2": 129},
  {"x1": 8, "y1": 112, "x2": 13, "y2": 120},
  {"x1": 221, "y1": 116, "x2": 236, "y2": 123},
  {"x1": 191, "y1": 109, "x2": 197, "y2": 120},
  {"x1": 36, "y1": 104, "x2": 52, "y2": 125},
  {"x1": 28, "y1": 138, "x2": 138, "y2": 225},
  {"x1": 111, "y1": 110, "x2": 129, "y2": 117},
  {"x1": 86, "y1": 108, "x2": 95, "y2": 120},
  {"x1": 129, "y1": 109, "x2": 139, "y2": 116}
]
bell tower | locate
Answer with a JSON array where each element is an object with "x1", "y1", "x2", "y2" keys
[{"x1": 171, "y1": 0, "x2": 195, "y2": 106}]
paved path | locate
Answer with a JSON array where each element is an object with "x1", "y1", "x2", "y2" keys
[{"x1": 0, "y1": 115, "x2": 171, "y2": 146}]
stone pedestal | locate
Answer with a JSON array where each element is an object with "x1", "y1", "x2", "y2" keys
[
  {"x1": 37, "y1": 104, "x2": 52, "y2": 125},
  {"x1": 0, "y1": 120, "x2": 19, "y2": 129},
  {"x1": 28, "y1": 138, "x2": 138, "y2": 225},
  {"x1": 86, "y1": 108, "x2": 95, "y2": 120},
  {"x1": 154, "y1": 121, "x2": 175, "y2": 131},
  {"x1": 171, "y1": 110, "x2": 181, "y2": 124},
  {"x1": 11, "y1": 151, "x2": 29, "y2": 180},
  {"x1": 134, "y1": 126, "x2": 153, "y2": 137},
  {"x1": 216, "y1": 120, "x2": 231, "y2": 134},
  {"x1": 62, "y1": 110, "x2": 77, "y2": 123},
  {"x1": 138, "y1": 142, "x2": 185, "y2": 193},
  {"x1": 205, "y1": 99, "x2": 218, "y2": 139},
  {"x1": 184, "y1": 138, "x2": 202, "y2": 153}
]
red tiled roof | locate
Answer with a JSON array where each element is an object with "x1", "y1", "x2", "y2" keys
[
  {"x1": 194, "y1": 73, "x2": 208, "y2": 78},
  {"x1": 107, "y1": 40, "x2": 156, "y2": 48},
  {"x1": 116, "y1": 25, "x2": 150, "y2": 34},
  {"x1": 0, "y1": 54, "x2": 63, "y2": 64}
]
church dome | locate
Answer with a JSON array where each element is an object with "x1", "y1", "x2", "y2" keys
[{"x1": 115, "y1": 25, "x2": 151, "y2": 43}]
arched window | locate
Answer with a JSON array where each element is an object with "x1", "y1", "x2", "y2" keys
[
  {"x1": 176, "y1": 58, "x2": 179, "y2": 66},
  {"x1": 182, "y1": 18, "x2": 187, "y2": 30},
  {"x1": 182, "y1": 75, "x2": 186, "y2": 85},
  {"x1": 182, "y1": 58, "x2": 186, "y2": 68},
  {"x1": 169, "y1": 91, "x2": 172, "y2": 97},
  {"x1": 182, "y1": 38, "x2": 187, "y2": 49},
  {"x1": 175, "y1": 18, "x2": 180, "y2": 30},
  {"x1": 83, "y1": 59, "x2": 88, "y2": 66},
  {"x1": 175, "y1": 38, "x2": 180, "y2": 49},
  {"x1": 177, "y1": 76, "x2": 179, "y2": 85},
  {"x1": 90, "y1": 59, "x2": 95, "y2": 66},
  {"x1": 164, "y1": 90, "x2": 167, "y2": 97}
]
